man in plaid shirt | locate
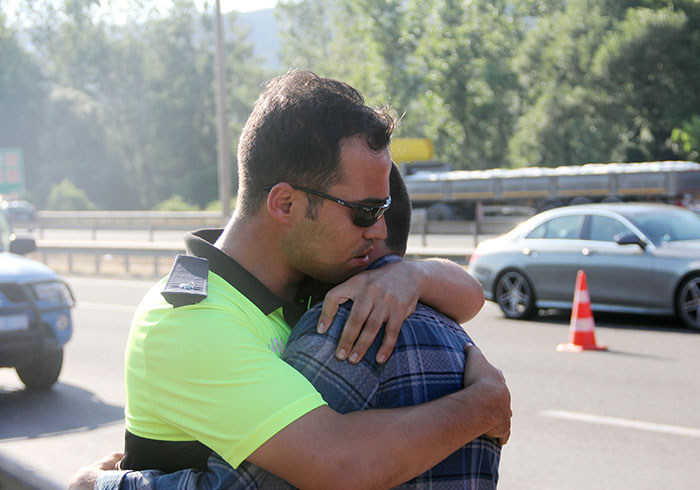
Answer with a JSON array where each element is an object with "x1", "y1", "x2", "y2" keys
[{"x1": 81, "y1": 165, "x2": 500, "y2": 490}]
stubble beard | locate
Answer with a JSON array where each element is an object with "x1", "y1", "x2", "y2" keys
[{"x1": 282, "y1": 231, "x2": 369, "y2": 287}]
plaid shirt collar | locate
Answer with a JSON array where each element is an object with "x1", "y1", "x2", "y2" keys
[{"x1": 367, "y1": 253, "x2": 402, "y2": 270}]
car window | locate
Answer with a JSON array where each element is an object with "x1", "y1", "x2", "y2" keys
[
  {"x1": 0, "y1": 211, "x2": 10, "y2": 251},
  {"x1": 526, "y1": 215, "x2": 583, "y2": 240},
  {"x1": 628, "y1": 210, "x2": 700, "y2": 243},
  {"x1": 587, "y1": 215, "x2": 631, "y2": 242}
]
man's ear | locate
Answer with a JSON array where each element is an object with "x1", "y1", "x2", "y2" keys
[{"x1": 267, "y1": 183, "x2": 300, "y2": 225}]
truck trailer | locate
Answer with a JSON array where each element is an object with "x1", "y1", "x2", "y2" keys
[{"x1": 404, "y1": 160, "x2": 700, "y2": 220}]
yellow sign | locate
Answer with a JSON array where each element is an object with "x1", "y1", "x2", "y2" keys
[{"x1": 390, "y1": 138, "x2": 434, "y2": 163}]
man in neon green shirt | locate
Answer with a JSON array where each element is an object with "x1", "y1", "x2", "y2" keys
[{"x1": 74, "y1": 71, "x2": 510, "y2": 490}]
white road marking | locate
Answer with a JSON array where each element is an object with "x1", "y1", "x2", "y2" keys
[
  {"x1": 541, "y1": 410, "x2": 700, "y2": 438},
  {"x1": 76, "y1": 302, "x2": 137, "y2": 312}
]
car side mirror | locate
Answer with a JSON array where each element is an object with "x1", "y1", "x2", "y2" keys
[
  {"x1": 9, "y1": 237, "x2": 37, "y2": 255},
  {"x1": 614, "y1": 232, "x2": 646, "y2": 249}
]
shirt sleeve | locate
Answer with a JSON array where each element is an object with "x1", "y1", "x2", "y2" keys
[
  {"x1": 96, "y1": 454, "x2": 296, "y2": 490},
  {"x1": 138, "y1": 305, "x2": 326, "y2": 469},
  {"x1": 282, "y1": 304, "x2": 382, "y2": 413},
  {"x1": 95, "y1": 470, "x2": 129, "y2": 490}
]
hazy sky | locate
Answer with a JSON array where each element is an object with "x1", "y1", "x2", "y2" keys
[
  {"x1": 4, "y1": 0, "x2": 280, "y2": 22},
  {"x1": 195, "y1": 0, "x2": 279, "y2": 13}
]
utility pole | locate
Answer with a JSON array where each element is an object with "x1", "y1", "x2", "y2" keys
[{"x1": 214, "y1": 0, "x2": 233, "y2": 223}]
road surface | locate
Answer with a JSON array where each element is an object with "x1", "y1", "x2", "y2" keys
[{"x1": 1, "y1": 276, "x2": 699, "y2": 489}]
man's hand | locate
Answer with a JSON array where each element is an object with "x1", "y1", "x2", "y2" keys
[
  {"x1": 463, "y1": 344, "x2": 512, "y2": 445},
  {"x1": 316, "y1": 260, "x2": 419, "y2": 364},
  {"x1": 316, "y1": 257, "x2": 485, "y2": 365},
  {"x1": 68, "y1": 452, "x2": 123, "y2": 490}
]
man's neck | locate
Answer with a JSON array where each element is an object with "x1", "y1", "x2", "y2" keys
[{"x1": 214, "y1": 214, "x2": 303, "y2": 302}]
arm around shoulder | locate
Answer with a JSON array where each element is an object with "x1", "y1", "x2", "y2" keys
[
  {"x1": 248, "y1": 345, "x2": 510, "y2": 490},
  {"x1": 410, "y1": 258, "x2": 485, "y2": 323}
]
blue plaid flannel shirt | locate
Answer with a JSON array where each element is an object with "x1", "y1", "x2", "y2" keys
[{"x1": 97, "y1": 254, "x2": 500, "y2": 490}]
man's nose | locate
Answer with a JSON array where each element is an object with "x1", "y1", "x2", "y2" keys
[{"x1": 363, "y1": 215, "x2": 387, "y2": 240}]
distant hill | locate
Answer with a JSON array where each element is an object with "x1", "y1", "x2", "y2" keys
[{"x1": 235, "y1": 8, "x2": 281, "y2": 70}]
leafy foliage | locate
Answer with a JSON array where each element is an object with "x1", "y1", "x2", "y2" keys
[
  {"x1": 205, "y1": 197, "x2": 238, "y2": 212},
  {"x1": 511, "y1": 0, "x2": 700, "y2": 165},
  {"x1": 46, "y1": 179, "x2": 96, "y2": 210},
  {"x1": 2, "y1": 0, "x2": 699, "y2": 213},
  {"x1": 4, "y1": 0, "x2": 268, "y2": 209},
  {"x1": 154, "y1": 195, "x2": 200, "y2": 211},
  {"x1": 672, "y1": 116, "x2": 700, "y2": 161},
  {"x1": 0, "y1": 11, "x2": 47, "y2": 188}
]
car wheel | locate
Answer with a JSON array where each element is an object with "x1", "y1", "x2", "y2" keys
[
  {"x1": 15, "y1": 349, "x2": 63, "y2": 391},
  {"x1": 676, "y1": 274, "x2": 700, "y2": 330},
  {"x1": 495, "y1": 271, "x2": 537, "y2": 320}
]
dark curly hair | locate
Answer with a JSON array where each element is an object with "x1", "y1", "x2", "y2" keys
[{"x1": 236, "y1": 71, "x2": 395, "y2": 217}]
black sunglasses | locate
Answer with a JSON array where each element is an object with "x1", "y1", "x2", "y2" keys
[{"x1": 265, "y1": 184, "x2": 391, "y2": 227}]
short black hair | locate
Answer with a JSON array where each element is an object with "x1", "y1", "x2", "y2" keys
[
  {"x1": 384, "y1": 163, "x2": 411, "y2": 255},
  {"x1": 236, "y1": 71, "x2": 395, "y2": 217}
]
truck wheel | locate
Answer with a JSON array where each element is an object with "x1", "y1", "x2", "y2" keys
[
  {"x1": 16, "y1": 349, "x2": 63, "y2": 391},
  {"x1": 427, "y1": 203, "x2": 454, "y2": 221},
  {"x1": 568, "y1": 197, "x2": 592, "y2": 206},
  {"x1": 495, "y1": 270, "x2": 537, "y2": 320},
  {"x1": 536, "y1": 198, "x2": 563, "y2": 213},
  {"x1": 676, "y1": 274, "x2": 700, "y2": 330}
]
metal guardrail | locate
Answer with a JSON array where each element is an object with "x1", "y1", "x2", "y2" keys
[
  {"x1": 35, "y1": 240, "x2": 185, "y2": 276},
  {"x1": 411, "y1": 214, "x2": 523, "y2": 247},
  {"x1": 30, "y1": 210, "x2": 523, "y2": 236},
  {"x1": 33, "y1": 210, "x2": 225, "y2": 240},
  {"x1": 33, "y1": 240, "x2": 475, "y2": 278},
  {"x1": 36, "y1": 210, "x2": 223, "y2": 227},
  {"x1": 25, "y1": 211, "x2": 524, "y2": 276}
]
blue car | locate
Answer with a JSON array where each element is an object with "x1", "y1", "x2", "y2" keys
[{"x1": 0, "y1": 211, "x2": 74, "y2": 390}]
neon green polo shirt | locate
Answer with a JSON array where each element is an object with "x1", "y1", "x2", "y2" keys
[{"x1": 124, "y1": 230, "x2": 327, "y2": 469}]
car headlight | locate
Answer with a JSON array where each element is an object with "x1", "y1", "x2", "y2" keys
[{"x1": 31, "y1": 282, "x2": 75, "y2": 308}]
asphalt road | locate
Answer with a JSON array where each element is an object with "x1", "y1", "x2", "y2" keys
[{"x1": 1, "y1": 276, "x2": 699, "y2": 489}]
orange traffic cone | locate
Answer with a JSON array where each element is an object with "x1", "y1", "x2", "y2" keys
[{"x1": 557, "y1": 270, "x2": 607, "y2": 352}]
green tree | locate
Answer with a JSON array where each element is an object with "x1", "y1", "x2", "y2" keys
[
  {"x1": 46, "y1": 178, "x2": 96, "y2": 210},
  {"x1": 509, "y1": 0, "x2": 617, "y2": 166},
  {"x1": 17, "y1": 0, "x2": 133, "y2": 208},
  {"x1": 277, "y1": 0, "x2": 542, "y2": 168},
  {"x1": 276, "y1": 0, "x2": 430, "y2": 133},
  {"x1": 671, "y1": 115, "x2": 700, "y2": 161},
  {"x1": 15, "y1": 0, "x2": 267, "y2": 209},
  {"x1": 36, "y1": 86, "x2": 131, "y2": 209},
  {"x1": 205, "y1": 196, "x2": 238, "y2": 212},
  {"x1": 154, "y1": 195, "x2": 200, "y2": 211},
  {"x1": 592, "y1": 6, "x2": 700, "y2": 161},
  {"x1": 104, "y1": 2, "x2": 220, "y2": 209},
  {"x1": 276, "y1": 0, "x2": 336, "y2": 72},
  {"x1": 21, "y1": 0, "x2": 110, "y2": 93},
  {"x1": 0, "y1": 11, "x2": 47, "y2": 197},
  {"x1": 510, "y1": 1, "x2": 700, "y2": 165},
  {"x1": 415, "y1": 0, "x2": 535, "y2": 169}
]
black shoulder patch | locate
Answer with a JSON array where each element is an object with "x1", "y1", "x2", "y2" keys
[{"x1": 161, "y1": 255, "x2": 209, "y2": 307}]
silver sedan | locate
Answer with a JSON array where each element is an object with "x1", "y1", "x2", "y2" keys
[{"x1": 468, "y1": 203, "x2": 700, "y2": 329}]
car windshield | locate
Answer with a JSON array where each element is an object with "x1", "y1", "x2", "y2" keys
[{"x1": 625, "y1": 208, "x2": 700, "y2": 244}]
